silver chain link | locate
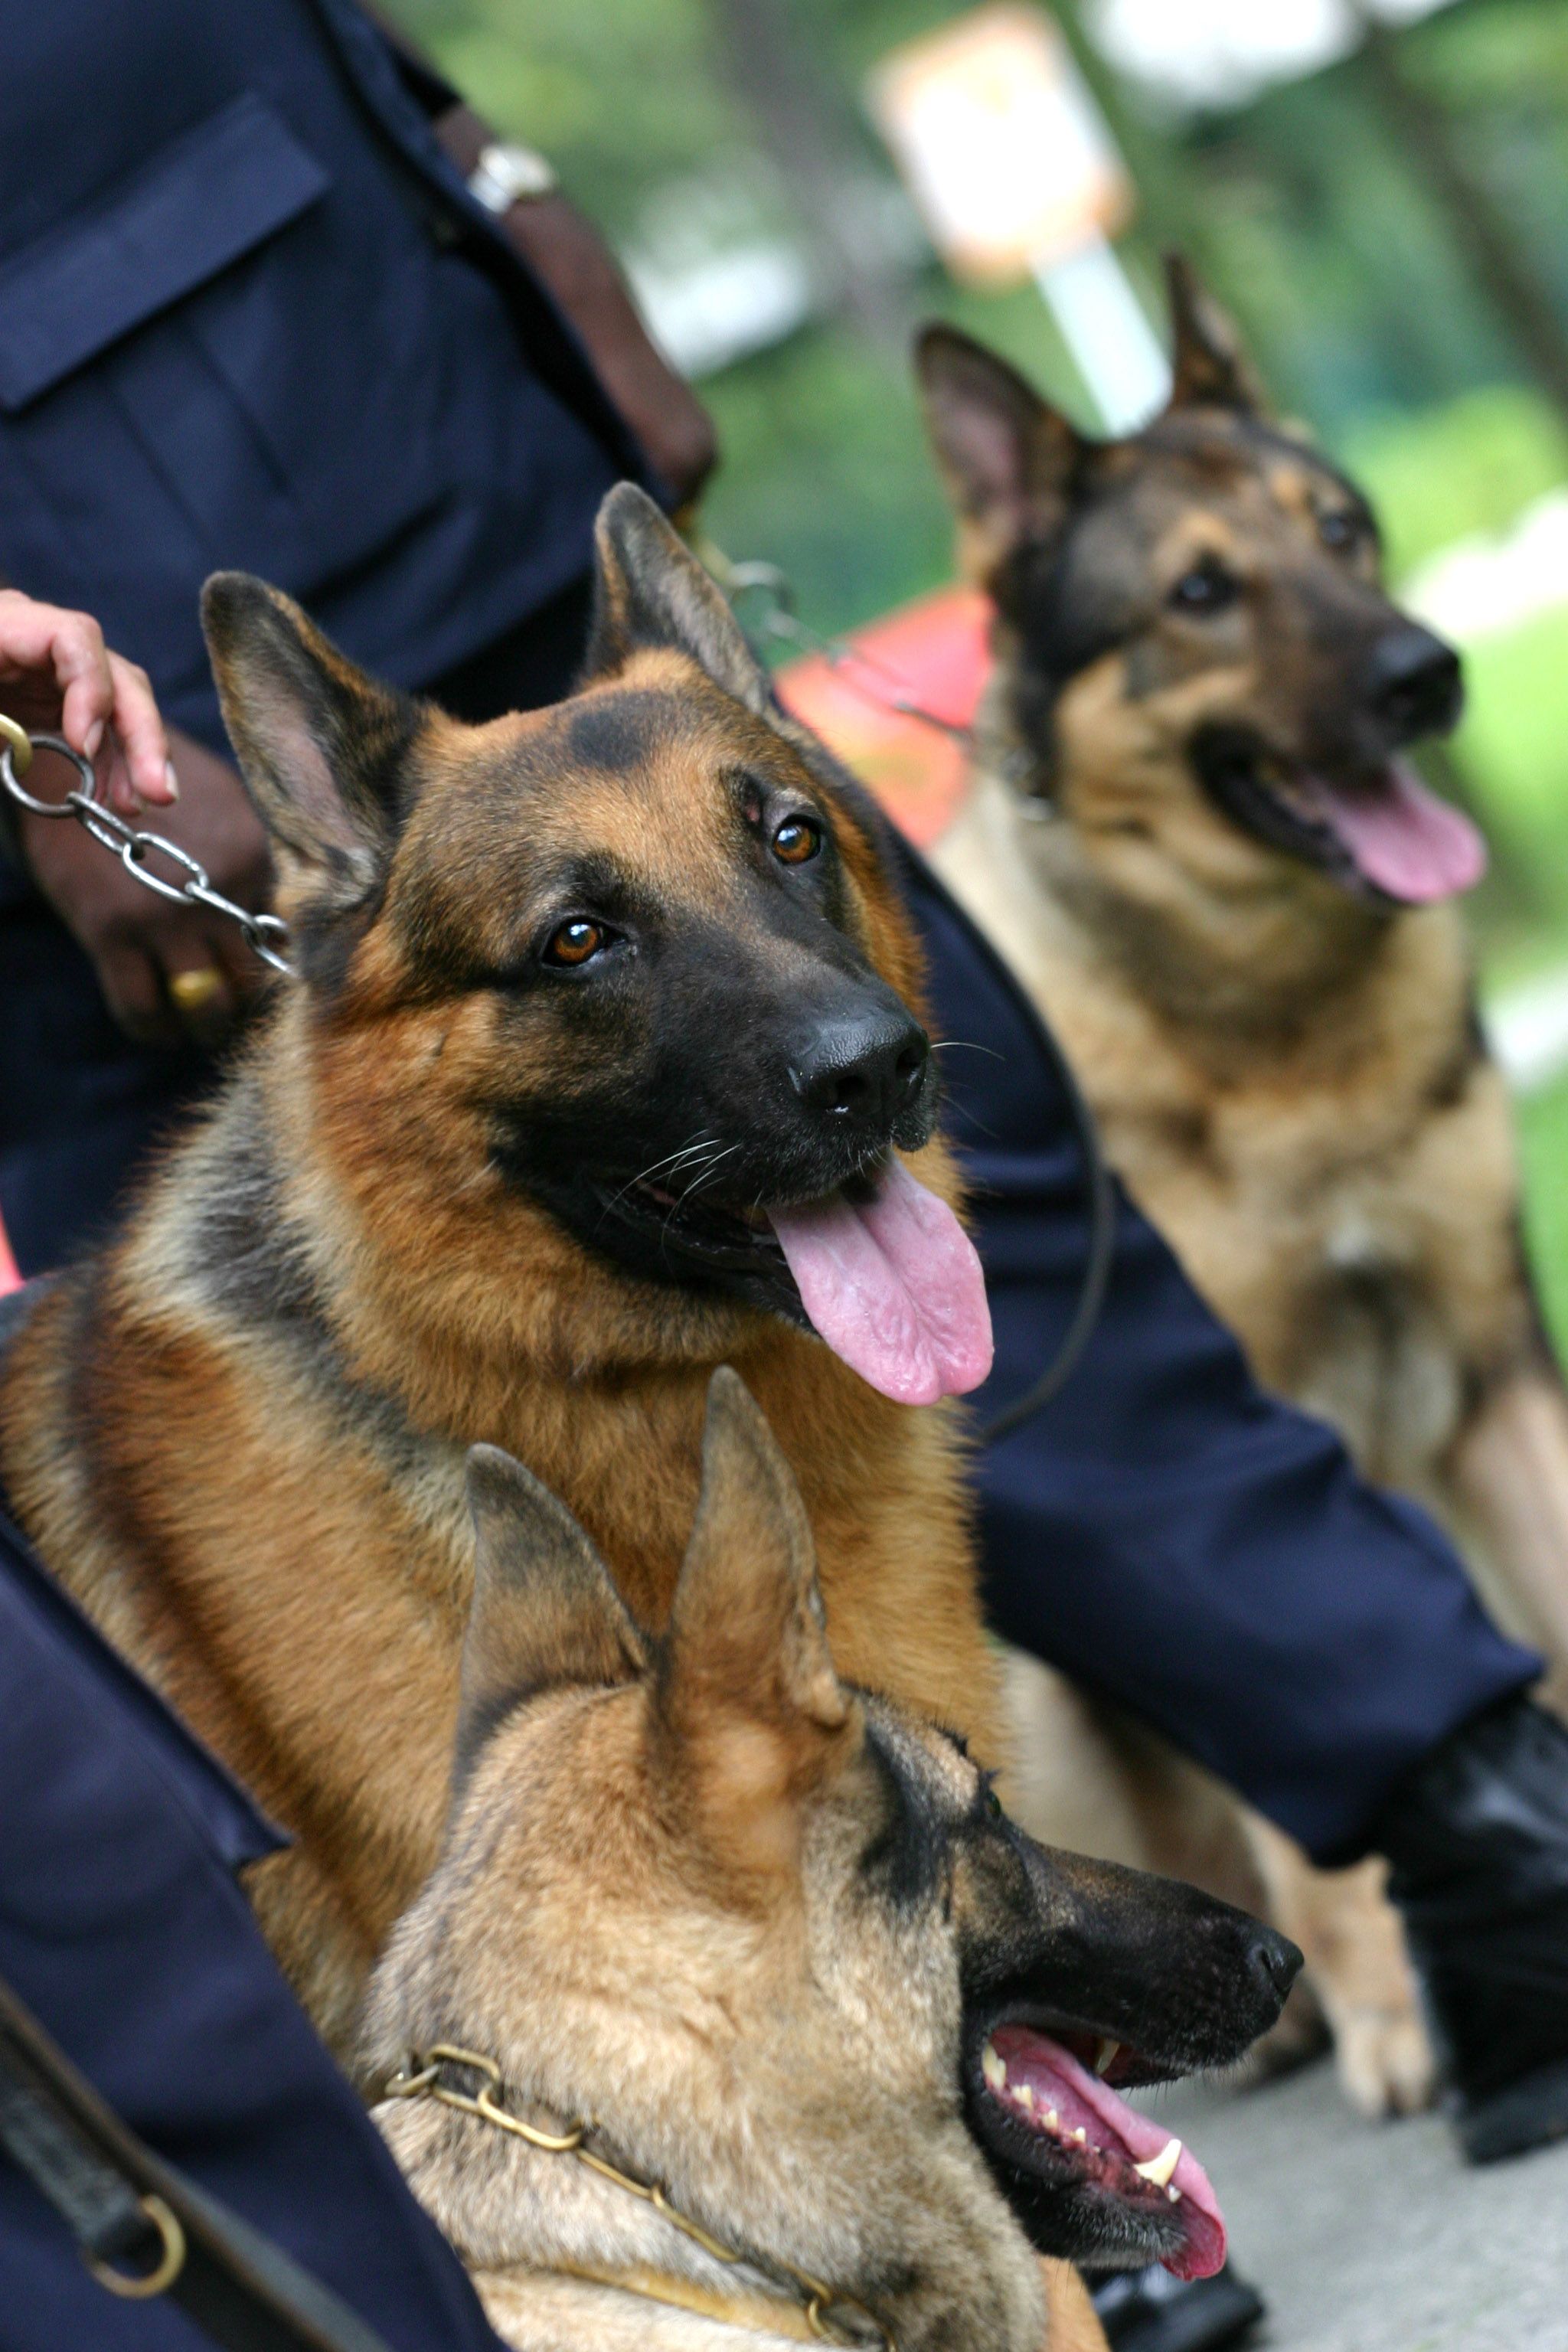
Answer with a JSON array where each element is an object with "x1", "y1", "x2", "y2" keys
[{"x1": 0, "y1": 720, "x2": 293, "y2": 976}]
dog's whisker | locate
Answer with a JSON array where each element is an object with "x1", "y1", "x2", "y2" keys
[
  {"x1": 604, "y1": 1132, "x2": 720, "y2": 1210},
  {"x1": 930, "y1": 1037, "x2": 1005, "y2": 1061},
  {"x1": 675, "y1": 1144, "x2": 742, "y2": 1204}
]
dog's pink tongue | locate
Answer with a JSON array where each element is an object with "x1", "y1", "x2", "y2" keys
[
  {"x1": 1307, "y1": 759, "x2": 1487, "y2": 903},
  {"x1": 767, "y1": 1156, "x2": 993, "y2": 1406}
]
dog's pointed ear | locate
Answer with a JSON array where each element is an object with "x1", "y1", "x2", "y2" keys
[
  {"x1": 1163, "y1": 253, "x2": 1268, "y2": 416},
  {"x1": 584, "y1": 483, "x2": 770, "y2": 716},
  {"x1": 655, "y1": 1370, "x2": 854, "y2": 1873},
  {"x1": 201, "y1": 573, "x2": 420, "y2": 906},
  {"x1": 456, "y1": 1444, "x2": 647, "y2": 1782},
  {"x1": 916, "y1": 322, "x2": 1088, "y2": 577}
]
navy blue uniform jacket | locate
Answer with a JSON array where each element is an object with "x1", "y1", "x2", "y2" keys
[
  {"x1": 0, "y1": 0, "x2": 642, "y2": 1273},
  {"x1": 0, "y1": 0, "x2": 635, "y2": 756}
]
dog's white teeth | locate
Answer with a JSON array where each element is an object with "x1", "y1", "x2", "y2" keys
[
  {"x1": 1016, "y1": 2083, "x2": 1034, "y2": 2112},
  {"x1": 1045, "y1": 2109, "x2": 1060, "y2": 2129},
  {"x1": 1094, "y1": 2039, "x2": 1122, "y2": 2078},
  {"x1": 1072, "y1": 2126, "x2": 1087, "y2": 2144},
  {"x1": 1132, "y1": 2137, "x2": 1182, "y2": 2190},
  {"x1": 1167, "y1": 2186, "x2": 1182, "y2": 2204},
  {"x1": 982, "y1": 2043, "x2": 1008, "y2": 2093}
]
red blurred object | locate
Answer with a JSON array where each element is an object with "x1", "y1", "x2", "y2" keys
[
  {"x1": 0, "y1": 1215, "x2": 19, "y2": 1297},
  {"x1": 775, "y1": 585, "x2": 991, "y2": 848}
]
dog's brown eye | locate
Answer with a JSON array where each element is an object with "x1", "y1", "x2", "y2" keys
[
  {"x1": 1169, "y1": 560, "x2": 1238, "y2": 616},
  {"x1": 543, "y1": 918, "x2": 608, "y2": 968},
  {"x1": 773, "y1": 817, "x2": 822, "y2": 866},
  {"x1": 1318, "y1": 509, "x2": 1358, "y2": 553},
  {"x1": 985, "y1": 1781, "x2": 1004, "y2": 1823}
]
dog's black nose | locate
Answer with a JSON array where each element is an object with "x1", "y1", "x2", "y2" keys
[
  {"x1": 793, "y1": 1011, "x2": 929, "y2": 1133},
  {"x1": 1246, "y1": 1926, "x2": 1304, "y2": 2011},
  {"x1": 1367, "y1": 623, "x2": 1462, "y2": 741}
]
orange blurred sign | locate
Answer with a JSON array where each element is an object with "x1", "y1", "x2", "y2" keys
[{"x1": 867, "y1": 4, "x2": 1133, "y2": 287}]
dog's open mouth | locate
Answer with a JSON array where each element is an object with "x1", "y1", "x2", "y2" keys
[
  {"x1": 1191, "y1": 729, "x2": 1485, "y2": 906},
  {"x1": 600, "y1": 1154, "x2": 993, "y2": 1406},
  {"x1": 968, "y1": 2019, "x2": 1227, "y2": 2281}
]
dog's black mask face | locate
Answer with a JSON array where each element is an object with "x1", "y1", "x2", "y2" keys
[
  {"x1": 436, "y1": 688, "x2": 934, "y2": 1323},
  {"x1": 917, "y1": 263, "x2": 1478, "y2": 911},
  {"x1": 203, "y1": 489, "x2": 936, "y2": 1328},
  {"x1": 857, "y1": 1700, "x2": 1300, "y2": 2278}
]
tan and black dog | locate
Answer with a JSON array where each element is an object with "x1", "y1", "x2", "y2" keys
[
  {"x1": 0, "y1": 485, "x2": 998, "y2": 2057},
  {"x1": 365, "y1": 1368, "x2": 1298, "y2": 2351},
  {"x1": 916, "y1": 262, "x2": 1568, "y2": 2116}
]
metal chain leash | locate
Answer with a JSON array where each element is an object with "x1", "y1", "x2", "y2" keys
[{"x1": 0, "y1": 714, "x2": 293, "y2": 976}]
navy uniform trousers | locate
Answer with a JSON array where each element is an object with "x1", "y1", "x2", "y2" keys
[{"x1": 0, "y1": 848, "x2": 1536, "y2": 2347}]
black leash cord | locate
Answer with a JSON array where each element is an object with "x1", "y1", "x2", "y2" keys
[{"x1": 978, "y1": 1004, "x2": 1116, "y2": 1446}]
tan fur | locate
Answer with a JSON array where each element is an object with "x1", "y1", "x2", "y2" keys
[{"x1": 0, "y1": 502, "x2": 997, "y2": 2056}]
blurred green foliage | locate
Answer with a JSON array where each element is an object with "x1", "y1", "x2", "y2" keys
[
  {"x1": 1342, "y1": 386, "x2": 1568, "y2": 576},
  {"x1": 1518, "y1": 1070, "x2": 1568, "y2": 1351},
  {"x1": 389, "y1": 0, "x2": 1568, "y2": 648}
]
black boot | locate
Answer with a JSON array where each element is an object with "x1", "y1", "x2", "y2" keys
[
  {"x1": 1089, "y1": 2262, "x2": 1264, "y2": 2352},
  {"x1": 1373, "y1": 1691, "x2": 1568, "y2": 2163}
]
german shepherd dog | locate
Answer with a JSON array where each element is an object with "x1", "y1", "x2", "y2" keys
[
  {"x1": 915, "y1": 260, "x2": 1568, "y2": 2116},
  {"x1": 365, "y1": 1369, "x2": 1299, "y2": 2351},
  {"x1": 0, "y1": 486, "x2": 998, "y2": 2057}
]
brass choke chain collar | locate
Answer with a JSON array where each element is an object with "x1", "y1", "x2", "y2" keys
[{"x1": 385, "y1": 2044, "x2": 895, "y2": 2351}]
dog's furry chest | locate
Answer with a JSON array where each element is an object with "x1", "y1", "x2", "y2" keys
[
  {"x1": 1086, "y1": 1058, "x2": 1484, "y2": 1489},
  {"x1": 932, "y1": 786, "x2": 1529, "y2": 1493}
]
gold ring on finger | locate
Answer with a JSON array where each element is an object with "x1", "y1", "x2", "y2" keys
[{"x1": 167, "y1": 966, "x2": 226, "y2": 1018}]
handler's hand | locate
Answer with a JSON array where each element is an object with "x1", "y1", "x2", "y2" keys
[
  {"x1": 19, "y1": 727, "x2": 274, "y2": 1048},
  {"x1": 0, "y1": 590, "x2": 175, "y2": 815}
]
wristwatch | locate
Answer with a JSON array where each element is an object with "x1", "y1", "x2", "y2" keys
[{"x1": 466, "y1": 141, "x2": 558, "y2": 214}]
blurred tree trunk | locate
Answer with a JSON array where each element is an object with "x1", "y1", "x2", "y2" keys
[
  {"x1": 707, "y1": 0, "x2": 911, "y2": 348},
  {"x1": 1350, "y1": 2, "x2": 1568, "y2": 426}
]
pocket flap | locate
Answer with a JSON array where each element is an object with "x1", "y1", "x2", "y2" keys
[{"x1": 0, "y1": 93, "x2": 330, "y2": 413}]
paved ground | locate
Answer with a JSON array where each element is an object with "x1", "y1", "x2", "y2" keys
[{"x1": 1136, "y1": 2061, "x2": 1568, "y2": 2352}]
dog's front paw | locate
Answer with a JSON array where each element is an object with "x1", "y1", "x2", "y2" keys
[{"x1": 1329, "y1": 1998, "x2": 1437, "y2": 2120}]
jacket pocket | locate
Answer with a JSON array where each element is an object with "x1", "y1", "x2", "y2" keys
[{"x1": 0, "y1": 93, "x2": 328, "y2": 413}]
